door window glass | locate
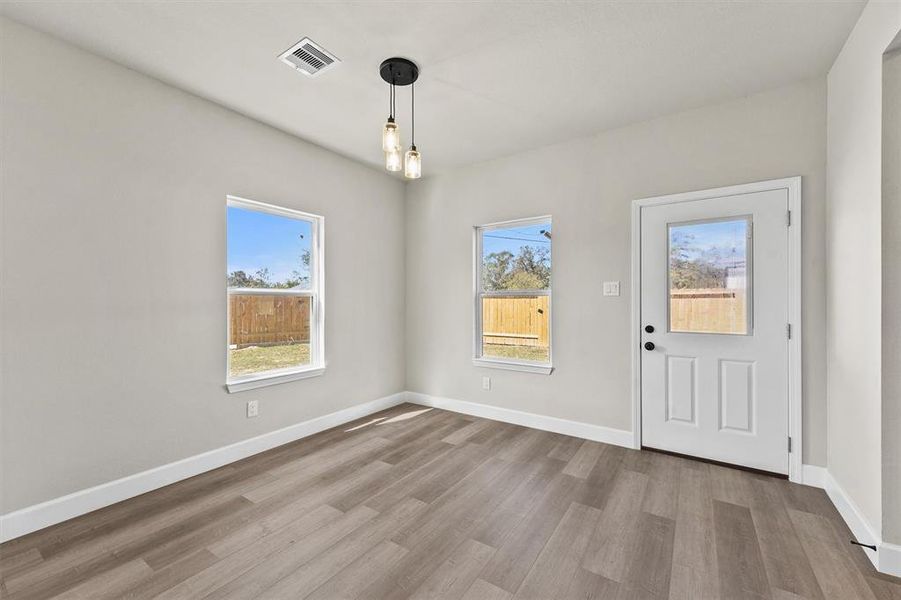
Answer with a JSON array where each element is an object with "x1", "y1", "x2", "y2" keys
[{"x1": 668, "y1": 217, "x2": 751, "y2": 335}]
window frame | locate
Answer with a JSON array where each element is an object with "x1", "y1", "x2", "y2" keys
[
  {"x1": 473, "y1": 215, "x2": 554, "y2": 375},
  {"x1": 226, "y1": 195, "x2": 325, "y2": 393}
]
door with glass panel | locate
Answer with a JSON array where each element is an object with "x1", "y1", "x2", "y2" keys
[{"x1": 640, "y1": 187, "x2": 789, "y2": 474}]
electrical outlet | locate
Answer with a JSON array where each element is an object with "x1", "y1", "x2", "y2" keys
[
  {"x1": 482, "y1": 376, "x2": 491, "y2": 391},
  {"x1": 246, "y1": 400, "x2": 259, "y2": 418}
]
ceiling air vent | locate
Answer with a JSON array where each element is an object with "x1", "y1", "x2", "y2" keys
[{"x1": 278, "y1": 37, "x2": 340, "y2": 77}]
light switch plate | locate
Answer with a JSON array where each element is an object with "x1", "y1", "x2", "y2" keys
[
  {"x1": 603, "y1": 281, "x2": 621, "y2": 296},
  {"x1": 247, "y1": 400, "x2": 259, "y2": 418},
  {"x1": 482, "y1": 376, "x2": 491, "y2": 391}
]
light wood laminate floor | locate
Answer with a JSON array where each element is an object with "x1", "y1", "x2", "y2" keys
[{"x1": 1, "y1": 403, "x2": 899, "y2": 599}]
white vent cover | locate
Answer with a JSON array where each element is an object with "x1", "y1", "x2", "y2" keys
[{"x1": 278, "y1": 38, "x2": 340, "y2": 77}]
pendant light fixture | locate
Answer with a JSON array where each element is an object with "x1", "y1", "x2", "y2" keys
[
  {"x1": 380, "y1": 57, "x2": 421, "y2": 179},
  {"x1": 383, "y1": 83, "x2": 402, "y2": 171},
  {"x1": 382, "y1": 82, "x2": 400, "y2": 153},
  {"x1": 404, "y1": 79, "x2": 421, "y2": 179},
  {"x1": 385, "y1": 145, "x2": 403, "y2": 172}
]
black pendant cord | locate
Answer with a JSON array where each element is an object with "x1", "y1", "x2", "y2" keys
[
  {"x1": 411, "y1": 81, "x2": 415, "y2": 148},
  {"x1": 388, "y1": 83, "x2": 395, "y2": 120}
]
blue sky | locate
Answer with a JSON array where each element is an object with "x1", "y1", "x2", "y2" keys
[
  {"x1": 482, "y1": 222, "x2": 551, "y2": 258},
  {"x1": 670, "y1": 218, "x2": 747, "y2": 266},
  {"x1": 227, "y1": 206, "x2": 311, "y2": 284}
]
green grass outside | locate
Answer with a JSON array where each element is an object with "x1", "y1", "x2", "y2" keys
[
  {"x1": 482, "y1": 343, "x2": 549, "y2": 363},
  {"x1": 229, "y1": 343, "x2": 311, "y2": 377},
  {"x1": 229, "y1": 342, "x2": 547, "y2": 377}
]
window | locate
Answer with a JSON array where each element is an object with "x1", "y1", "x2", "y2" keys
[
  {"x1": 668, "y1": 216, "x2": 751, "y2": 335},
  {"x1": 226, "y1": 196, "x2": 324, "y2": 392},
  {"x1": 474, "y1": 217, "x2": 553, "y2": 374}
]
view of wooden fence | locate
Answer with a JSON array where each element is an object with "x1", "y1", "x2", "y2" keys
[
  {"x1": 482, "y1": 295, "x2": 550, "y2": 348},
  {"x1": 229, "y1": 294, "x2": 311, "y2": 347},
  {"x1": 228, "y1": 289, "x2": 742, "y2": 350},
  {"x1": 670, "y1": 288, "x2": 747, "y2": 334}
]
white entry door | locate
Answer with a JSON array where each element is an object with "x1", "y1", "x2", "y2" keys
[{"x1": 640, "y1": 184, "x2": 791, "y2": 474}]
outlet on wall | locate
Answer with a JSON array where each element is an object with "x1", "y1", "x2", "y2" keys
[
  {"x1": 482, "y1": 376, "x2": 491, "y2": 391},
  {"x1": 246, "y1": 400, "x2": 259, "y2": 418}
]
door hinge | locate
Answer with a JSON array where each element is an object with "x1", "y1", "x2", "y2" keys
[
  {"x1": 788, "y1": 436, "x2": 793, "y2": 453},
  {"x1": 787, "y1": 210, "x2": 792, "y2": 227},
  {"x1": 787, "y1": 323, "x2": 792, "y2": 339}
]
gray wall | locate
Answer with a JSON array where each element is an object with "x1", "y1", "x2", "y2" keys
[
  {"x1": 405, "y1": 78, "x2": 828, "y2": 466},
  {"x1": 1, "y1": 15, "x2": 845, "y2": 517},
  {"x1": 0, "y1": 19, "x2": 406, "y2": 513},
  {"x1": 826, "y1": 0, "x2": 901, "y2": 538},
  {"x1": 883, "y1": 46, "x2": 901, "y2": 546}
]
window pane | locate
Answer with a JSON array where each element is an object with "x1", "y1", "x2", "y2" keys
[
  {"x1": 481, "y1": 221, "x2": 551, "y2": 291},
  {"x1": 228, "y1": 294, "x2": 311, "y2": 377},
  {"x1": 227, "y1": 206, "x2": 312, "y2": 290},
  {"x1": 668, "y1": 218, "x2": 750, "y2": 335},
  {"x1": 481, "y1": 294, "x2": 550, "y2": 362}
]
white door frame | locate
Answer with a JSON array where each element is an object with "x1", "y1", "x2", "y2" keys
[{"x1": 630, "y1": 177, "x2": 803, "y2": 483}]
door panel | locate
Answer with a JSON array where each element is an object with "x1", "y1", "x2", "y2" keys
[
  {"x1": 640, "y1": 188, "x2": 788, "y2": 474},
  {"x1": 666, "y1": 355, "x2": 696, "y2": 424},
  {"x1": 719, "y1": 359, "x2": 755, "y2": 433}
]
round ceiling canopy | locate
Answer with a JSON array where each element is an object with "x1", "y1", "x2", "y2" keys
[{"x1": 380, "y1": 58, "x2": 419, "y2": 86}]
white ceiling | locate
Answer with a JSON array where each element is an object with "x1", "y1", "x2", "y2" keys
[{"x1": 1, "y1": 1, "x2": 864, "y2": 176}]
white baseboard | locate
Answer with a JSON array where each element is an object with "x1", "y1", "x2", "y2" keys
[
  {"x1": 0, "y1": 392, "x2": 407, "y2": 543},
  {"x1": 820, "y1": 469, "x2": 886, "y2": 573},
  {"x1": 819, "y1": 468, "x2": 898, "y2": 576},
  {"x1": 798, "y1": 464, "x2": 901, "y2": 576},
  {"x1": 801, "y1": 464, "x2": 828, "y2": 489},
  {"x1": 4, "y1": 390, "x2": 898, "y2": 578},
  {"x1": 405, "y1": 391, "x2": 634, "y2": 448},
  {"x1": 882, "y1": 542, "x2": 901, "y2": 578}
]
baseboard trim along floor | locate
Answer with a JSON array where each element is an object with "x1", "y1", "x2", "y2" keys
[
  {"x1": 0, "y1": 392, "x2": 407, "y2": 543},
  {"x1": 2, "y1": 390, "x2": 898, "y2": 577},
  {"x1": 405, "y1": 393, "x2": 900, "y2": 578},
  {"x1": 405, "y1": 392, "x2": 635, "y2": 449},
  {"x1": 797, "y1": 462, "x2": 899, "y2": 575}
]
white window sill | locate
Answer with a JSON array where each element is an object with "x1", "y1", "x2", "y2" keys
[
  {"x1": 226, "y1": 365, "x2": 326, "y2": 393},
  {"x1": 472, "y1": 358, "x2": 554, "y2": 375}
]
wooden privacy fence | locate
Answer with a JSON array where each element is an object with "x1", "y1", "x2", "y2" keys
[
  {"x1": 670, "y1": 288, "x2": 747, "y2": 334},
  {"x1": 229, "y1": 294, "x2": 311, "y2": 347},
  {"x1": 229, "y1": 290, "x2": 742, "y2": 349},
  {"x1": 482, "y1": 295, "x2": 549, "y2": 348}
]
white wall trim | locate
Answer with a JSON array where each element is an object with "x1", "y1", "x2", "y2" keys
[
  {"x1": 798, "y1": 464, "x2": 901, "y2": 576},
  {"x1": 882, "y1": 542, "x2": 901, "y2": 578},
  {"x1": 472, "y1": 358, "x2": 554, "y2": 375},
  {"x1": 821, "y1": 468, "x2": 882, "y2": 571},
  {"x1": 0, "y1": 392, "x2": 406, "y2": 543},
  {"x1": 630, "y1": 176, "x2": 804, "y2": 482},
  {"x1": 405, "y1": 391, "x2": 633, "y2": 448},
  {"x1": 630, "y1": 199, "x2": 643, "y2": 451},
  {"x1": 226, "y1": 365, "x2": 327, "y2": 393},
  {"x1": 801, "y1": 463, "x2": 828, "y2": 489}
]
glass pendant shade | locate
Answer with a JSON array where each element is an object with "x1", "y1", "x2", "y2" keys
[
  {"x1": 382, "y1": 119, "x2": 400, "y2": 152},
  {"x1": 385, "y1": 147, "x2": 402, "y2": 172},
  {"x1": 404, "y1": 147, "x2": 421, "y2": 179}
]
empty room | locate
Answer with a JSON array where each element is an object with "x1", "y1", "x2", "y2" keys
[{"x1": 1, "y1": 1, "x2": 900, "y2": 598}]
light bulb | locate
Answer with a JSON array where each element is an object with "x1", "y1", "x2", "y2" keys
[
  {"x1": 382, "y1": 118, "x2": 400, "y2": 151},
  {"x1": 404, "y1": 146, "x2": 421, "y2": 179},
  {"x1": 385, "y1": 147, "x2": 402, "y2": 172}
]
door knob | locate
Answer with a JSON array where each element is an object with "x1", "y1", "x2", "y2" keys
[
  {"x1": 645, "y1": 325, "x2": 655, "y2": 333},
  {"x1": 644, "y1": 342, "x2": 656, "y2": 351}
]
